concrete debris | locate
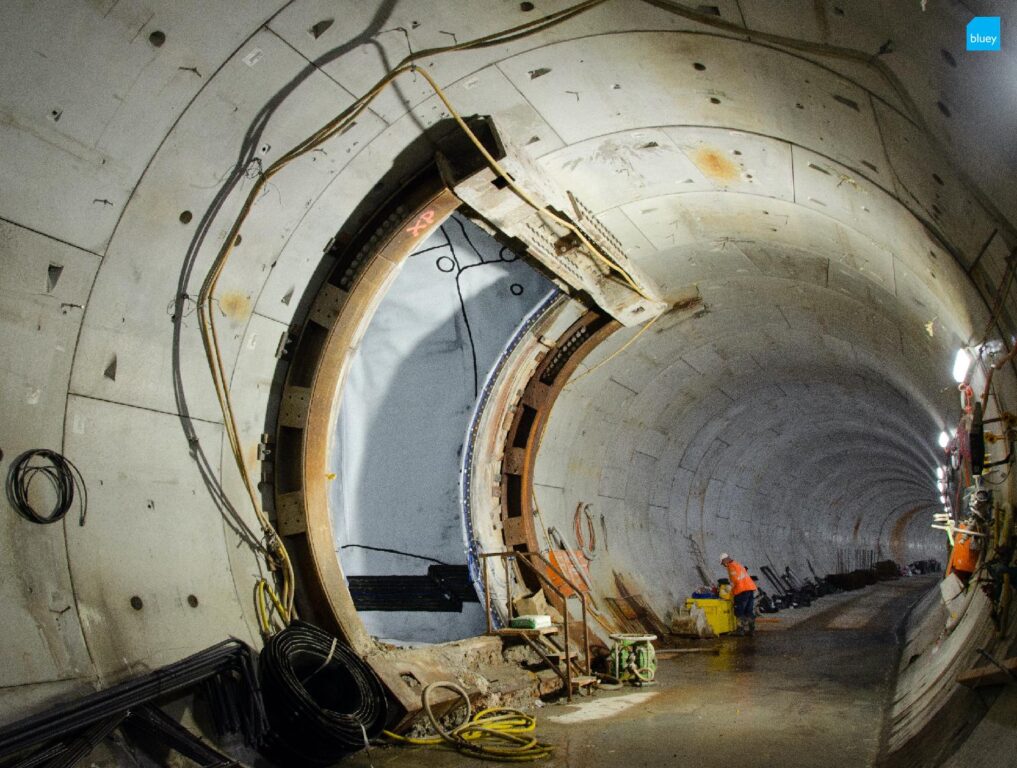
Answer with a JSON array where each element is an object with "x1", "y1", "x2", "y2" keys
[
  {"x1": 513, "y1": 589, "x2": 560, "y2": 622},
  {"x1": 668, "y1": 605, "x2": 716, "y2": 638},
  {"x1": 369, "y1": 634, "x2": 561, "y2": 734}
]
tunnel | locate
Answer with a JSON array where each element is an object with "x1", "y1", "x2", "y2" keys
[{"x1": 1, "y1": 1, "x2": 1016, "y2": 767}]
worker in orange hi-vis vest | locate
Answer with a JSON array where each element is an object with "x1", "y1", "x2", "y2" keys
[
  {"x1": 720, "y1": 553, "x2": 757, "y2": 635},
  {"x1": 946, "y1": 520, "x2": 982, "y2": 586}
]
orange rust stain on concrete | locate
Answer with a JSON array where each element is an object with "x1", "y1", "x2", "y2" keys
[
  {"x1": 220, "y1": 291, "x2": 252, "y2": 321},
  {"x1": 692, "y1": 147, "x2": 739, "y2": 182},
  {"x1": 890, "y1": 506, "x2": 924, "y2": 564}
]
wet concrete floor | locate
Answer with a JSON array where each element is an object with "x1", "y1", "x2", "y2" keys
[{"x1": 348, "y1": 576, "x2": 937, "y2": 768}]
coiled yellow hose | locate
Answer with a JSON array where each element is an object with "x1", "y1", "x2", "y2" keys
[{"x1": 383, "y1": 681, "x2": 552, "y2": 762}]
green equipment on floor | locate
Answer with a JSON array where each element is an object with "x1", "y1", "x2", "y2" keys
[{"x1": 608, "y1": 633, "x2": 657, "y2": 685}]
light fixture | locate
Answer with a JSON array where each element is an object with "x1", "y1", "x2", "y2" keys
[
  {"x1": 936, "y1": 466, "x2": 945, "y2": 479},
  {"x1": 938, "y1": 431, "x2": 950, "y2": 448},
  {"x1": 952, "y1": 348, "x2": 972, "y2": 383}
]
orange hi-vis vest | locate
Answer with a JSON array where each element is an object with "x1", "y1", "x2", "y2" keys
[
  {"x1": 947, "y1": 524, "x2": 981, "y2": 575},
  {"x1": 726, "y1": 560, "x2": 756, "y2": 596}
]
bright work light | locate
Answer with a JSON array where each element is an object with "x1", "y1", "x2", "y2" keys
[{"x1": 952, "y1": 348, "x2": 972, "y2": 383}]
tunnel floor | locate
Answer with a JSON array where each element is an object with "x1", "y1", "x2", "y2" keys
[{"x1": 348, "y1": 576, "x2": 937, "y2": 768}]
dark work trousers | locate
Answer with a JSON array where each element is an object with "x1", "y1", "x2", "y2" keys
[{"x1": 733, "y1": 590, "x2": 755, "y2": 620}]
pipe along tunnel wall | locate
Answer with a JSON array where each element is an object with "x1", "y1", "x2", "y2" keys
[{"x1": 1, "y1": 1, "x2": 1016, "y2": 765}]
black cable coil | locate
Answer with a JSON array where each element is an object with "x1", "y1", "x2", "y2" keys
[
  {"x1": 5, "y1": 449, "x2": 87, "y2": 526},
  {"x1": 258, "y1": 621, "x2": 388, "y2": 766}
]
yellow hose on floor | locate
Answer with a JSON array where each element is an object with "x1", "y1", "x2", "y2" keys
[{"x1": 383, "y1": 681, "x2": 552, "y2": 762}]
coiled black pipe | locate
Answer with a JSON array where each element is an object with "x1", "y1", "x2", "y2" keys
[
  {"x1": 5, "y1": 449, "x2": 87, "y2": 526},
  {"x1": 259, "y1": 621, "x2": 388, "y2": 766}
]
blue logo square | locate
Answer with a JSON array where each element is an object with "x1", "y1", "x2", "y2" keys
[{"x1": 967, "y1": 16, "x2": 1001, "y2": 51}]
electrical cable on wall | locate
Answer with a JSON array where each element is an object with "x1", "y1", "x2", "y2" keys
[
  {"x1": 977, "y1": 251, "x2": 1017, "y2": 346},
  {"x1": 564, "y1": 313, "x2": 662, "y2": 387},
  {"x1": 195, "y1": 0, "x2": 624, "y2": 635},
  {"x1": 5, "y1": 449, "x2": 87, "y2": 526},
  {"x1": 574, "y1": 502, "x2": 597, "y2": 560},
  {"x1": 339, "y1": 543, "x2": 449, "y2": 565}
]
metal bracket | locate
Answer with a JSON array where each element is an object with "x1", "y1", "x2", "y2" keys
[{"x1": 438, "y1": 118, "x2": 669, "y2": 327}]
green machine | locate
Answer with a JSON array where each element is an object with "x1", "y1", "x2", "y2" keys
[{"x1": 608, "y1": 633, "x2": 657, "y2": 685}]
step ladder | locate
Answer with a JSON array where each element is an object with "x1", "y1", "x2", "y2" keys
[{"x1": 480, "y1": 551, "x2": 594, "y2": 701}]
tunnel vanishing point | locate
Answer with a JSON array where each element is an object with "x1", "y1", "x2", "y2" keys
[{"x1": 1, "y1": 1, "x2": 1016, "y2": 767}]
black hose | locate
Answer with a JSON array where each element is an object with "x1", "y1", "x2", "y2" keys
[
  {"x1": 0, "y1": 639, "x2": 265, "y2": 759},
  {"x1": 258, "y1": 621, "x2": 388, "y2": 766},
  {"x1": 5, "y1": 449, "x2": 87, "y2": 526}
]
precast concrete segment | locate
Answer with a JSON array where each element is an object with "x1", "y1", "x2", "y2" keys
[{"x1": 0, "y1": 222, "x2": 98, "y2": 703}]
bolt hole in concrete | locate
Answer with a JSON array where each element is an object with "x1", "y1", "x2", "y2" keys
[
  {"x1": 148, "y1": 30, "x2": 165, "y2": 47},
  {"x1": 309, "y1": 18, "x2": 333, "y2": 39},
  {"x1": 130, "y1": 596, "x2": 143, "y2": 611},
  {"x1": 187, "y1": 595, "x2": 199, "y2": 608},
  {"x1": 46, "y1": 263, "x2": 63, "y2": 292},
  {"x1": 832, "y1": 94, "x2": 860, "y2": 111},
  {"x1": 709, "y1": 97, "x2": 721, "y2": 105},
  {"x1": 179, "y1": 210, "x2": 192, "y2": 224},
  {"x1": 693, "y1": 62, "x2": 706, "y2": 71},
  {"x1": 330, "y1": 212, "x2": 552, "y2": 644},
  {"x1": 520, "y1": 1, "x2": 535, "y2": 11}
]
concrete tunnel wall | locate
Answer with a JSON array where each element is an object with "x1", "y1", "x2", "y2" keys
[{"x1": 1, "y1": 0, "x2": 1016, "y2": 764}]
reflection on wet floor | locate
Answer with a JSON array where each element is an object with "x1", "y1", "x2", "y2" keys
[
  {"x1": 345, "y1": 577, "x2": 937, "y2": 768},
  {"x1": 707, "y1": 638, "x2": 748, "y2": 672}
]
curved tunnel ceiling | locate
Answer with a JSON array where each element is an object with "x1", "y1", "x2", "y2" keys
[{"x1": 2, "y1": 3, "x2": 1016, "y2": 759}]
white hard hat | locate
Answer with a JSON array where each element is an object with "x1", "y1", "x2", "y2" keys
[{"x1": 719, "y1": 552, "x2": 730, "y2": 562}]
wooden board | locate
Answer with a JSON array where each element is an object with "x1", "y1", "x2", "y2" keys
[{"x1": 956, "y1": 656, "x2": 1017, "y2": 688}]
